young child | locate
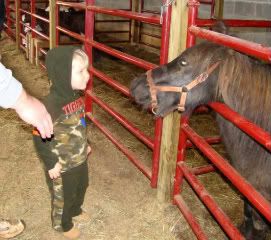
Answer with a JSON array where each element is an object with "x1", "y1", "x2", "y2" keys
[{"x1": 33, "y1": 46, "x2": 90, "y2": 239}]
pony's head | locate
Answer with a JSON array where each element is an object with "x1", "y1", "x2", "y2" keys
[{"x1": 130, "y1": 42, "x2": 227, "y2": 117}]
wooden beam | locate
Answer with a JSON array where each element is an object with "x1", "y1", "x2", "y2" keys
[
  {"x1": 131, "y1": 0, "x2": 141, "y2": 44},
  {"x1": 157, "y1": 0, "x2": 188, "y2": 202},
  {"x1": 214, "y1": 0, "x2": 224, "y2": 19},
  {"x1": 49, "y1": 0, "x2": 56, "y2": 48},
  {"x1": 157, "y1": 111, "x2": 181, "y2": 202}
]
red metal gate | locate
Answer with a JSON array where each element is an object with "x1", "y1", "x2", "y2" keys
[
  {"x1": 173, "y1": 1, "x2": 271, "y2": 239},
  {"x1": 138, "y1": 0, "x2": 216, "y2": 50},
  {"x1": 17, "y1": 0, "x2": 49, "y2": 67},
  {"x1": 55, "y1": 0, "x2": 173, "y2": 187},
  {"x1": 4, "y1": 0, "x2": 172, "y2": 188},
  {"x1": 94, "y1": 0, "x2": 132, "y2": 44},
  {"x1": 4, "y1": 0, "x2": 17, "y2": 38}
]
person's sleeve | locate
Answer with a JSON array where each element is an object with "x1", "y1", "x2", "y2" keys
[{"x1": 0, "y1": 63, "x2": 23, "y2": 108}]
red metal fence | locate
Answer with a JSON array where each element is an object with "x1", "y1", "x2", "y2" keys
[
  {"x1": 138, "y1": 0, "x2": 161, "y2": 49},
  {"x1": 3, "y1": 0, "x2": 171, "y2": 187},
  {"x1": 173, "y1": 1, "x2": 271, "y2": 239},
  {"x1": 138, "y1": 0, "x2": 216, "y2": 50},
  {"x1": 4, "y1": 0, "x2": 16, "y2": 38},
  {"x1": 55, "y1": 0, "x2": 173, "y2": 187},
  {"x1": 14, "y1": 0, "x2": 132, "y2": 68},
  {"x1": 94, "y1": 0, "x2": 132, "y2": 44}
]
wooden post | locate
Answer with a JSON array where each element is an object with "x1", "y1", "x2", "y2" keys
[
  {"x1": 30, "y1": 36, "x2": 34, "y2": 63},
  {"x1": 157, "y1": 0, "x2": 189, "y2": 202},
  {"x1": 15, "y1": 0, "x2": 20, "y2": 50},
  {"x1": 26, "y1": 32, "x2": 31, "y2": 59},
  {"x1": 49, "y1": 0, "x2": 56, "y2": 49},
  {"x1": 131, "y1": 0, "x2": 141, "y2": 44},
  {"x1": 168, "y1": 0, "x2": 188, "y2": 59},
  {"x1": 34, "y1": 38, "x2": 49, "y2": 65},
  {"x1": 214, "y1": 0, "x2": 224, "y2": 19}
]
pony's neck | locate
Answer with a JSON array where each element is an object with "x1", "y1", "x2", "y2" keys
[{"x1": 217, "y1": 53, "x2": 271, "y2": 131}]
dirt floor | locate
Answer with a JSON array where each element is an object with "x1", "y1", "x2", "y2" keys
[{"x1": 0, "y1": 34, "x2": 270, "y2": 240}]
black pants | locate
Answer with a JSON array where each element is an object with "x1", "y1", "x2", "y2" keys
[
  {"x1": 61, "y1": 162, "x2": 89, "y2": 231},
  {"x1": 0, "y1": 0, "x2": 5, "y2": 32},
  {"x1": 49, "y1": 162, "x2": 89, "y2": 232}
]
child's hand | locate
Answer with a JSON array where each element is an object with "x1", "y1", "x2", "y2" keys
[
  {"x1": 48, "y1": 162, "x2": 62, "y2": 179},
  {"x1": 87, "y1": 145, "x2": 91, "y2": 155}
]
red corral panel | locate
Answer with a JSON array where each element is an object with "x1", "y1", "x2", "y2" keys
[
  {"x1": 174, "y1": 1, "x2": 271, "y2": 239},
  {"x1": 54, "y1": 0, "x2": 172, "y2": 187}
]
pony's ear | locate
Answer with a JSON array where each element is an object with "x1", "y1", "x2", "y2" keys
[{"x1": 212, "y1": 21, "x2": 229, "y2": 35}]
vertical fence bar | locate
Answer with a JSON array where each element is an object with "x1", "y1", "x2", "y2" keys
[
  {"x1": 186, "y1": 0, "x2": 199, "y2": 48},
  {"x1": 31, "y1": 0, "x2": 36, "y2": 38},
  {"x1": 173, "y1": 114, "x2": 190, "y2": 198},
  {"x1": 151, "y1": 118, "x2": 163, "y2": 187},
  {"x1": 15, "y1": 0, "x2": 20, "y2": 49},
  {"x1": 151, "y1": 0, "x2": 172, "y2": 189},
  {"x1": 5, "y1": 0, "x2": 11, "y2": 35},
  {"x1": 85, "y1": 0, "x2": 95, "y2": 113},
  {"x1": 210, "y1": 0, "x2": 215, "y2": 18},
  {"x1": 160, "y1": 0, "x2": 172, "y2": 64},
  {"x1": 128, "y1": 0, "x2": 132, "y2": 42}
]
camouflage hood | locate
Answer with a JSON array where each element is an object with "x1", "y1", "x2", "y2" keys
[{"x1": 44, "y1": 45, "x2": 81, "y2": 121}]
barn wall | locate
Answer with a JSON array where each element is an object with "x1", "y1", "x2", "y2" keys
[
  {"x1": 95, "y1": 0, "x2": 271, "y2": 50},
  {"x1": 94, "y1": 0, "x2": 131, "y2": 42},
  {"x1": 136, "y1": 0, "x2": 161, "y2": 50},
  {"x1": 199, "y1": 0, "x2": 271, "y2": 46},
  {"x1": 94, "y1": 0, "x2": 161, "y2": 47}
]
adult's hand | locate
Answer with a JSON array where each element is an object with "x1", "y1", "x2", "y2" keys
[{"x1": 13, "y1": 89, "x2": 53, "y2": 138}]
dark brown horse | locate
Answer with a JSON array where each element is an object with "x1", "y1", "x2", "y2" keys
[{"x1": 130, "y1": 41, "x2": 271, "y2": 239}]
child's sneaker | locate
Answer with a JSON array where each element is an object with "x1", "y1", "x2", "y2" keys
[
  {"x1": 73, "y1": 211, "x2": 91, "y2": 224},
  {"x1": 0, "y1": 219, "x2": 25, "y2": 239},
  {"x1": 63, "y1": 226, "x2": 80, "y2": 239}
]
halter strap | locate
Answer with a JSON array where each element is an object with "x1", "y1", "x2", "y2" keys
[{"x1": 146, "y1": 61, "x2": 220, "y2": 113}]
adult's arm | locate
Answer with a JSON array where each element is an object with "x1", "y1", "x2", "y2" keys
[
  {"x1": 0, "y1": 62, "x2": 23, "y2": 108},
  {"x1": 0, "y1": 63, "x2": 53, "y2": 138}
]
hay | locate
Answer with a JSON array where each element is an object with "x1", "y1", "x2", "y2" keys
[{"x1": 1, "y1": 34, "x2": 269, "y2": 239}]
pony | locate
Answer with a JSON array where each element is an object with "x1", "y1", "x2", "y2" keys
[{"x1": 130, "y1": 39, "x2": 271, "y2": 239}]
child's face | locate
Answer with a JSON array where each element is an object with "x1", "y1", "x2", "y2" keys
[{"x1": 71, "y1": 56, "x2": 90, "y2": 90}]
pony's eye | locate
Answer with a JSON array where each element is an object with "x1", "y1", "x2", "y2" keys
[{"x1": 180, "y1": 60, "x2": 187, "y2": 66}]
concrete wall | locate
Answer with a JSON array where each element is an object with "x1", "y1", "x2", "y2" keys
[
  {"x1": 94, "y1": 0, "x2": 131, "y2": 42},
  {"x1": 95, "y1": 0, "x2": 271, "y2": 47},
  {"x1": 223, "y1": 0, "x2": 271, "y2": 20},
  {"x1": 199, "y1": 0, "x2": 271, "y2": 46},
  {"x1": 200, "y1": 0, "x2": 271, "y2": 20}
]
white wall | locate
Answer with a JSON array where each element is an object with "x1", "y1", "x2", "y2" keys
[
  {"x1": 94, "y1": 0, "x2": 271, "y2": 47},
  {"x1": 199, "y1": 0, "x2": 271, "y2": 46}
]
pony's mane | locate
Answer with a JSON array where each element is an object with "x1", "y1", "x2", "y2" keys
[{"x1": 216, "y1": 47, "x2": 271, "y2": 132}]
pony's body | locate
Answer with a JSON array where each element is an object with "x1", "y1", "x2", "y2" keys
[{"x1": 130, "y1": 41, "x2": 271, "y2": 239}]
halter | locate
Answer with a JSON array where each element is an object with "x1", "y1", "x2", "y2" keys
[{"x1": 146, "y1": 61, "x2": 220, "y2": 114}]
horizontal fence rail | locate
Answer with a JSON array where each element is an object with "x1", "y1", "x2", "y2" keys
[{"x1": 189, "y1": 25, "x2": 271, "y2": 62}]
